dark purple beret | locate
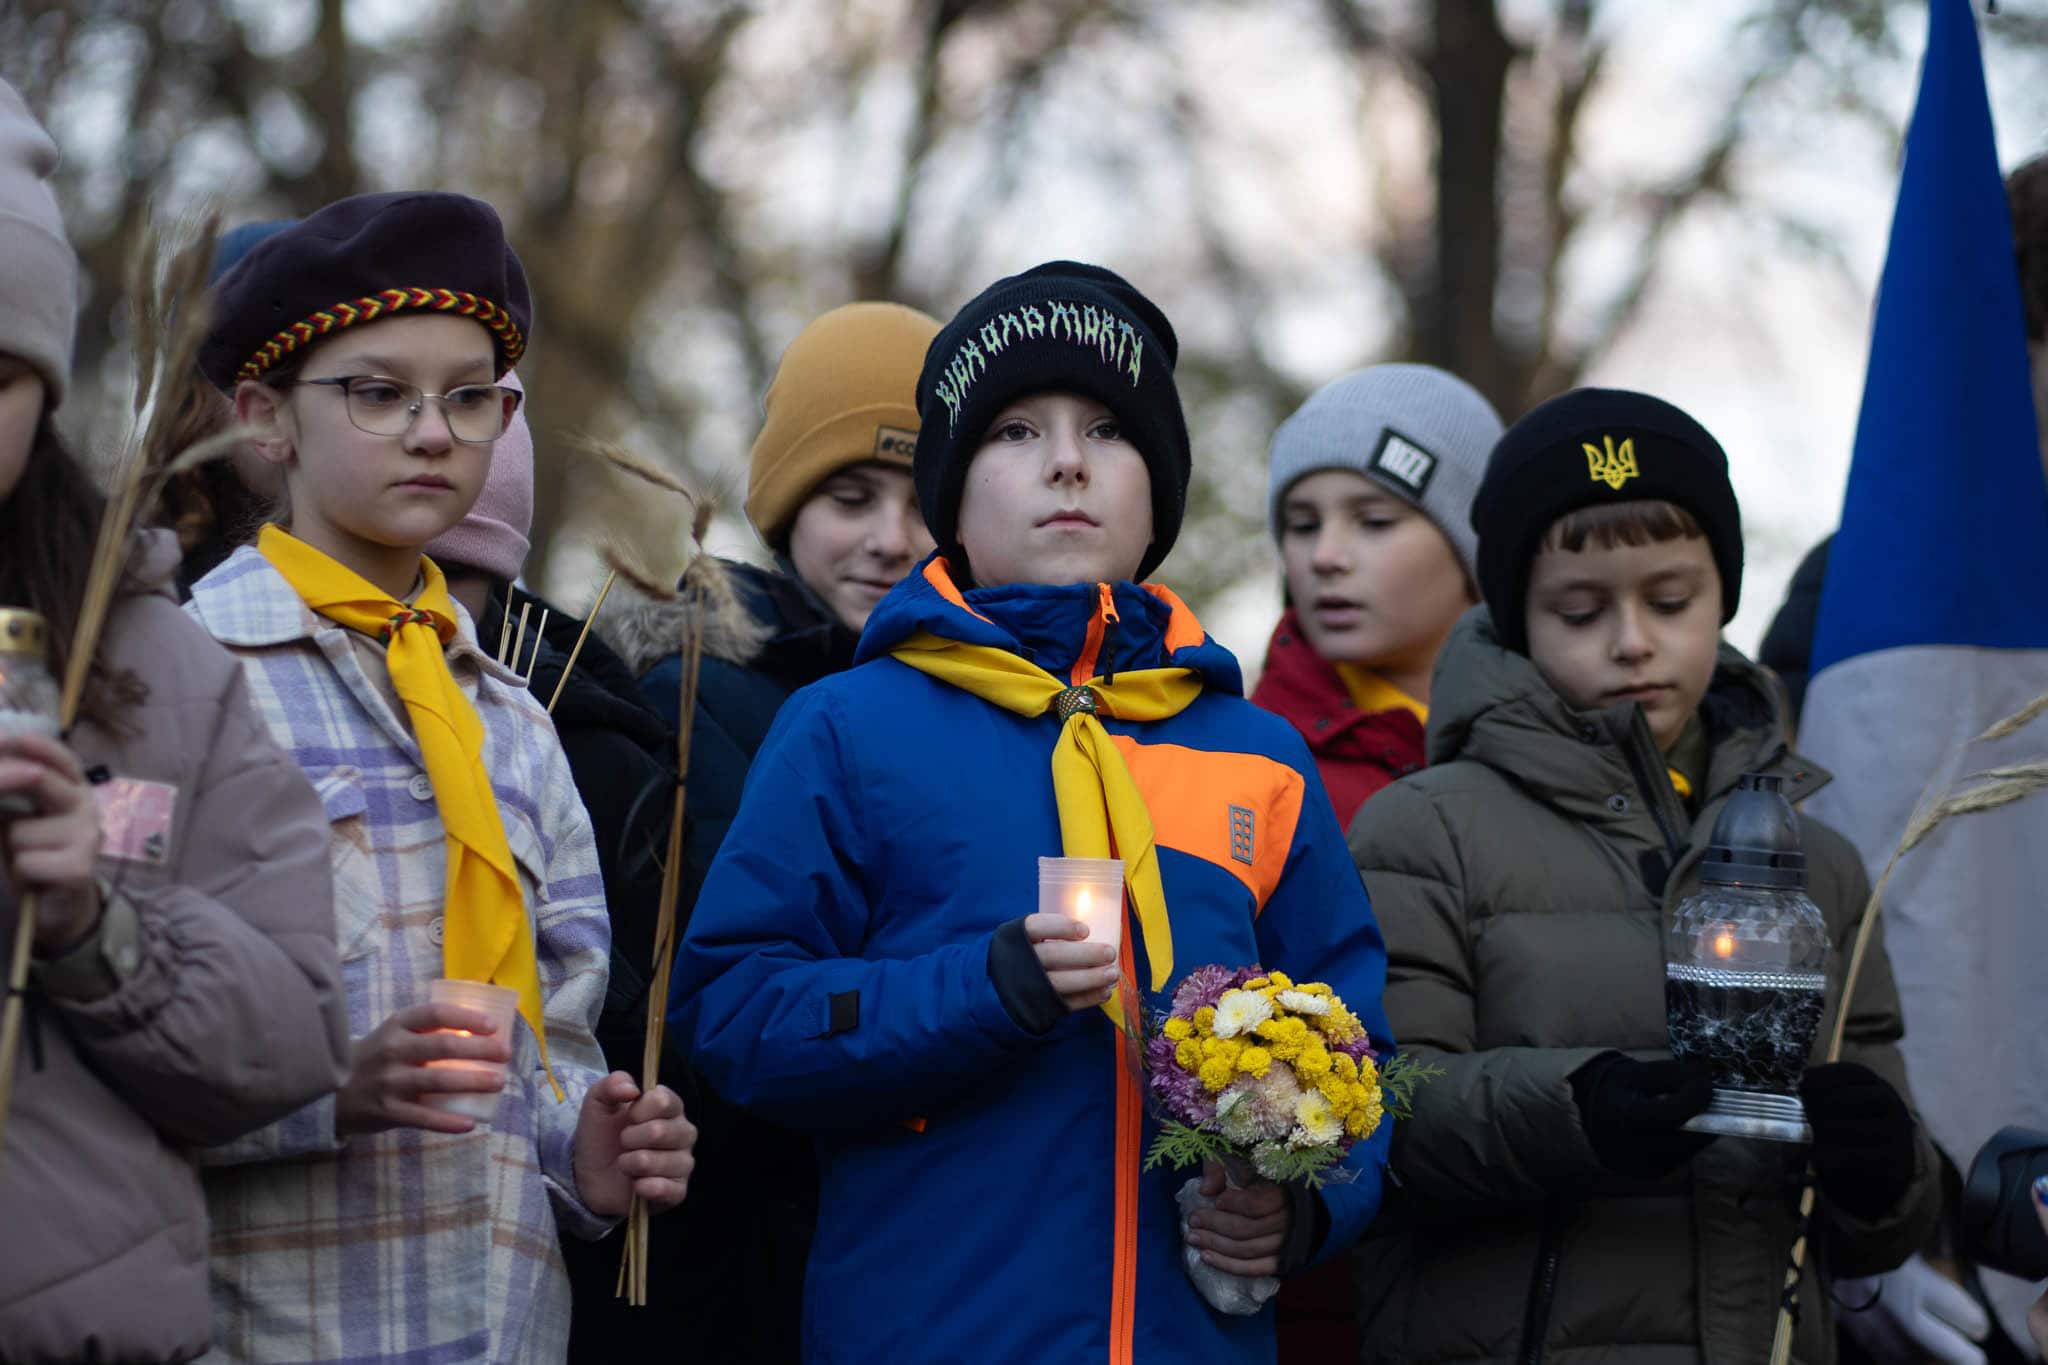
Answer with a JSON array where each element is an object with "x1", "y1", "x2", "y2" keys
[{"x1": 200, "y1": 191, "x2": 531, "y2": 388}]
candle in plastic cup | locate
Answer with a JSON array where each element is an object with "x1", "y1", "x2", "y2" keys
[
  {"x1": 1038, "y1": 856, "x2": 1126, "y2": 958},
  {"x1": 425, "y1": 978, "x2": 518, "y2": 1122}
]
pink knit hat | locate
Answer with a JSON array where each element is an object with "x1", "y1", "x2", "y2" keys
[{"x1": 427, "y1": 370, "x2": 532, "y2": 581}]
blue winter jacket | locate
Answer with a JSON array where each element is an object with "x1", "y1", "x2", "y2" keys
[{"x1": 672, "y1": 559, "x2": 1394, "y2": 1364}]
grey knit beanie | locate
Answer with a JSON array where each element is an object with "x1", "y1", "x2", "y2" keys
[
  {"x1": 1266, "y1": 363, "x2": 1504, "y2": 584},
  {"x1": 0, "y1": 79, "x2": 75, "y2": 407}
]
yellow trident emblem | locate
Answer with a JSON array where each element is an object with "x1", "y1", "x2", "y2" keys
[{"x1": 1583, "y1": 435, "x2": 1638, "y2": 491}]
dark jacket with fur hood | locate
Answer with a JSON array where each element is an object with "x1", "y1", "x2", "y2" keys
[
  {"x1": 592, "y1": 557, "x2": 846, "y2": 1365},
  {"x1": 1346, "y1": 608, "x2": 1938, "y2": 1365}
]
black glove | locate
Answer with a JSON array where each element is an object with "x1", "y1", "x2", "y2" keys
[
  {"x1": 1801, "y1": 1062, "x2": 1918, "y2": 1221},
  {"x1": 1570, "y1": 1052, "x2": 1715, "y2": 1179}
]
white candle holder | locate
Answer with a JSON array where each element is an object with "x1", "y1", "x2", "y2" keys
[
  {"x1": 425, "y1": 978, "x2": 517, "y2": 1122},
  {"x1": 1038, "y1": 856, "x2": 1126, "y2": 957}
]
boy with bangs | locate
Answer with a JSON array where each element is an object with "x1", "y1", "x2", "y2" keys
[
  {"x1": 673, "y1": 262, "x2": 1393, "y2": 1364},
  {"x1": 1348, "y1": 387, "x2": 1940, "y2": 1363}
]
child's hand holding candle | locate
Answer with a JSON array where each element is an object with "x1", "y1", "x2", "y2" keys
[
  {"x1": 1031, "y1": 856, "x2": 1127, "y2": 1011},
  {"x1": 334, "y1": 987, "x2": 515, "y2": 1137}
]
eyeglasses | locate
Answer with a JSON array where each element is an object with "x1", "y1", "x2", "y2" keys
[{"x1": 296, "y1": 375, "x2": 523, "y2": 444}]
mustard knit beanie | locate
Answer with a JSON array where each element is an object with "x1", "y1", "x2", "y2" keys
[{"x1": 745, "y1": 301, "x2": 941, "y2": 547}]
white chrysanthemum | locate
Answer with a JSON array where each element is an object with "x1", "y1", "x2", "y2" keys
[
  {"x1": 1276, "y1": 989, "x2": 1331, "y2": 1016},
  {"x1": 1211, "y1": 988, "x2": 1274, "y2": 1038},
  {"x1": 1291, "y1": 1090, "x2": 1344, "y2": 1147},
  {"x1": 1216, "y1": 1086, "x2": 1263, "y2": 1146}
]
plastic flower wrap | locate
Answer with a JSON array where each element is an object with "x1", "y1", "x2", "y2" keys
[{"x1": 1142, "y1": 965, "x2": 1433, "y2": 1188}]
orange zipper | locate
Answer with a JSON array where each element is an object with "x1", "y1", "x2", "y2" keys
[{"x1": 1109, "y1": 928, "x2": 1140, "y2": 1363}]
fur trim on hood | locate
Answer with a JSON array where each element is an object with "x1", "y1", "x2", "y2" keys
[{"x1": 595, "y1": 555, "x2": 775, "y2": 678}]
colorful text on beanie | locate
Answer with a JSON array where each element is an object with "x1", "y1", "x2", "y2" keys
[
  {"x1": 1469, "y1": 386, "x2": 1744, "y2": 652},
  {"x1": 200, "y1": 191, "x2": 532, "y2": 389},
  {"x1": 913, "y1": 261, "x2": 1190, "y2": 581}
]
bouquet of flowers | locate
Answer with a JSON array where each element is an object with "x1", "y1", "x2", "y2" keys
[
  {"x1": 1143, "y1": 965, "x2": 1427, "y2": 1188},
  {"x1": 1142, "y1": 965, "x2": 1431, "y2": 1314}
]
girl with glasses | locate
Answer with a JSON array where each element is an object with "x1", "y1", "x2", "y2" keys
[{"x1": 185, "y1": 191, "x2": 696, "y2": 1364}]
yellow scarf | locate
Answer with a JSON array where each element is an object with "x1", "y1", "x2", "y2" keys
[
  {"x1": 1334, "y1": 663, "x2": 1428, "y2": 725},
  {"x1": 891, "y1": 615, "x2": 1203, "y2": 1030},
  {"x1": 259, "y1": 525, "x2": 557, "y2": 1095}
]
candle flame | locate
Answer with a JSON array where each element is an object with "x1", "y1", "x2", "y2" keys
[
  {"x1": 1075, "y1": 888, "x2": 1092, "y2": 915},
  {"x1": 1713, "y1": 930, "x2": 1736, "y2": 959}
]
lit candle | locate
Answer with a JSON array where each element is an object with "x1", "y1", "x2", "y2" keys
[
  {"x1": 1038, "y1": 856, "x2": 1126, "y2": 957},
  {"x1": 424, "y1": 978, "x2": 518, "y2": 1122}
]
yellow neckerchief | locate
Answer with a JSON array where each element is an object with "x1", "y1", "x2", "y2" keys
[
  {"x1": 1665, "y1": 711, "x2": 1708, "y2": 806},
  {"x1": 258, "y1": 525, "x2": 558, "y2": 1097},
  {"x1": 1333, "y1": 662, "x2": 1428, "y2": 725},
  {"x1": 888, "y1": 581, "x2": 1204, "y2": 1031}
]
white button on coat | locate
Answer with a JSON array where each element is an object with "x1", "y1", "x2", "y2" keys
[{"x1": 408, "y1": 774, "x2": 434, "y2": 801}]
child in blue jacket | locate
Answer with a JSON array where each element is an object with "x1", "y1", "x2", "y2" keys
[{"x1": 673, "y1": 262, "x2": 1392, "y2": 1363}]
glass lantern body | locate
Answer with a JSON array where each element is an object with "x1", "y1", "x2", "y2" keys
[
  {"x1": 1666, "y1": 880, "x2": 1829, "y2": 1095},
  {"x1": 0, "y1": 610, "x2": 59, "y2": 818}
]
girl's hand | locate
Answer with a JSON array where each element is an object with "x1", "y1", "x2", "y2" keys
[
  {"x1": 1023, "y1": 913, "x2": 1118, "y2": 1011},
  {"x1": 0, "y1": 730, "x2": 103, "y2": 952},
  {"x1": 1186, "y1": 1159, "x2": 1292, "y2": 1276},
  {"x1": 334, "y1": 1001, "x2": 512, "y2": 1136},
  {"x1": 572, "y1": 1072, "x2": 697, "y2": 1217}
]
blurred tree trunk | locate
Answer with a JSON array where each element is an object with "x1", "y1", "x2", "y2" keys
[{"x1": 1416, "y1": 0, "x2": 1517, "y2": 412}]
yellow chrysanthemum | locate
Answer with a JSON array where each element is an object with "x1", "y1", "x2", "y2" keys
[
  {"x1": 1266, "y1": 970, "x2": 1294, "y2": 990},
  {"x1": 1193, "y1": 1006, "x2": 1216, "y2": 1033},
  {"x1": 1331, "y1": 1052, "x2": 1358, "y2": 1084},
  {"x1": 1236, "y1": 1045, "x2": 1274, "y2": 1078},
  {"x1": 1296, "y1": 1043, "x2": 1333, "y2": 1080},
  {"x1": 1175, "y1": 1040, "x2": 1201, "y2": 1072},
  {"x1": 1163, "y1": 1017, "x2": 1193, "y2": 1041},
  {"x1": 1347, "y1": 1089, "x2": 1385, "y2": 1138},
  {"x1": 1315, "y1": 1071, "x2": 1350, "y2": 1107},
  {"x1": 1296, "y1": 981, "x2": 1334, "y2": 998},
  {"x1": 1201, "y1": 1037, "x2": 1244, "y2": 1071},
  {"x1": 1198, "y1": 1056, "x2": 1237, "y2": 1092}
]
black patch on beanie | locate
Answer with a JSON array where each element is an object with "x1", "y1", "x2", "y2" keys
[
  {"x1": 913, "y1": 261, "x2": 1191, "y2": 582},
  {"x1": 1368, "y1": 428, "x2": 1439, "y2": 500},
  {"x1": 1469, "y1": 387, "x2": 1744, "y2": 653}
]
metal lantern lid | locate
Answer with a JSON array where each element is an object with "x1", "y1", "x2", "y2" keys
[
  {"x1": 0, "y1": 609, "x2": 47, "y2": 658},
  {"x1": 1698, "y1": 772, "x2": 1806, "y2": 889}
]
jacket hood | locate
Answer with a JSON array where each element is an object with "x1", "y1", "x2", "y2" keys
[
  {"x1": 1427, "y1": 606, "x2": 1828, "y2": 812},
  {"x1": 595, "y1": 556, "x2": 783, "y2": 678},
  {"x1": 854, "y1": 554, "x2": 1243, "y2": 693}
]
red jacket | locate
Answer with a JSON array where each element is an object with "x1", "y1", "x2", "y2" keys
[{"x1": 1249, "y1": 610, "x2": 1425, "y2": 834}]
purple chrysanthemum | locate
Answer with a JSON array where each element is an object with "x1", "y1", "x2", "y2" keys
[
  {"x1": 1169, "y1": 965, "x2": 1236, "y2": 1016},
  {"x1": 1145, "y1": 1034, "x2": 1215, "y2": 1124},
  {"x1": 1170, "y1": 963, "x2": 1264, "y2": 1017}
]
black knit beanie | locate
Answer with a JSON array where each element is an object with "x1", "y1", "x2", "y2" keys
[
  {"x1": 913, "y1": 261, "x2": 1190, "y2": 581},
  {"x1": 1470, "y1": 387, "x2": 1743, "y2": 652}
]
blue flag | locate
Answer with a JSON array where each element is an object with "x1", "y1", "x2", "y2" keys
[{"x1": 1810, "y1": 0, "x2": 2048, "y2": 668}]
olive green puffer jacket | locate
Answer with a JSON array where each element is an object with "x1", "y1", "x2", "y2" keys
[{"x1": 1347, "y1": 609, "x2": 1938, "y2": 1365}]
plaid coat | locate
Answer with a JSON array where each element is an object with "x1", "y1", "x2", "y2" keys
[{"x1": 187, "y1": 546, "x2": 616, "y2": 1364}]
